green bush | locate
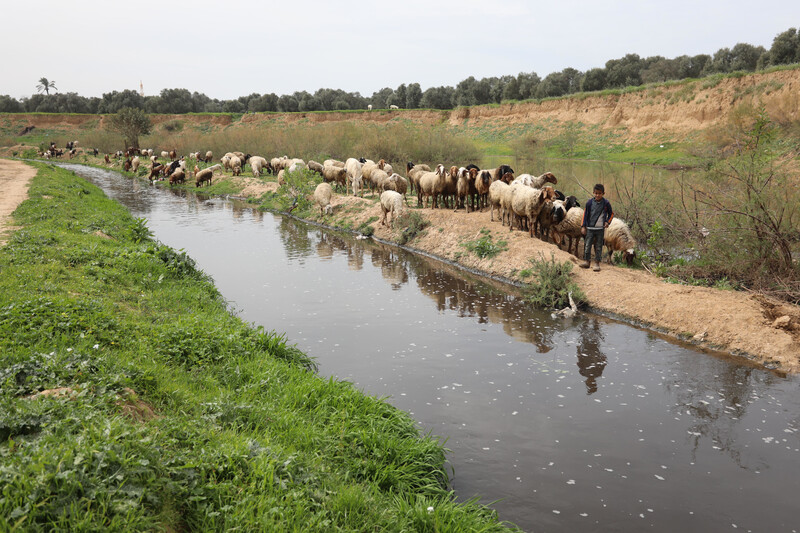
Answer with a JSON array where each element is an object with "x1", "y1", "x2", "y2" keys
[
  {"x1": 524, "y1": 254, "x2": 586, "y2": 309},
  {"x1": 397, "y1": 211, "x2": 429, "y2": 245}
]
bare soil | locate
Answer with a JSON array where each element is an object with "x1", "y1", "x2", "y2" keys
[{"x1": 0, "y1": 158, "x2": 36, "y2": 246}]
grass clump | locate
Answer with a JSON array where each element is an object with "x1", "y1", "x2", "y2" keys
[
  {"x1": 397, "y1": 211, "x2": 430, "y2": 245},
  {"x1": 0, "y1": 162, "x2": 518, "y2": 532},
  {"x1": 462, "y1": 228, "x2": 508, "y2": 259},
  {"x1": 524, "y1": 254, "x2": 586, "y2": 309}
]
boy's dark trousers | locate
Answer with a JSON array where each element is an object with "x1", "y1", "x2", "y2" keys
[{"x1": 584, "y1": 228, "x2": 604, "y2": 263}]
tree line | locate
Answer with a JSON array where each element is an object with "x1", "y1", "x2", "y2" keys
[{"x1": 3, "y1": 28, "x2": 800, "y2": 114}]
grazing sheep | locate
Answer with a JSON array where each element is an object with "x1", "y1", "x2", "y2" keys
[
  {"x1": 147, "y1": 163, "x2": 165, "y2": 182},
  {"x1": 168, "y1": 168, "x2": 186, "y2": 185},
  {"x1": 322, "y1": 164, "x2": 348, "y2": 192},
  {"x1": 307, "y1": 160, "x2": 324, "y2": 175},
  {"x1": 389, "y1": 104, "x2": 399, "y2": 110},
  {"x1": 345, "y1": 158, "x2": 364, "y2": 196},
  {"x1": 287, "y1": 159, "x2": 305, "y2": 173},
  {"x1": 160, "y1": 151, "x2": 170, "y2": 160},
  {"x1": 488, "y1": 180, "x2": 510, "y2": 222},
  {"x1": 131, "y1": 156, "x2": 140, "y2": 173},
  {"x1": 379, "y1": 190, "x2": 404, "y2": 227},
  {"x1": 277, "y1": 169, "x2": 286, "y2": 186},
  {"x1": 169, "y1": 149, "x2": 177, "y2": 160},
  {"x1": 230, "y1": 155, "x2": 243, "y2": 176},
  {"x1": 368, "y1": 104, "x2": 373, "y2": 111},
  {"x1": 249, "y1": 156, "x2": 268, "y2": 177},
  {"x1": 123, "y1": 158, "x2": 132, "y2": 172},
  {"x1": 194, "y1": 165, "x2": 214, "y2": 187},
  {"x1": 313, "y1": 182, "x2": 334, "y2": 216},
  {"x1": 361, "y1": 159, "x2": 380, "y2": 194},
  {"x1": 604, "y1": 217, "x2": 637, "y2": 264},
  {"x1": 204, "y1": 151, "x2": 213, "y2": 163}
]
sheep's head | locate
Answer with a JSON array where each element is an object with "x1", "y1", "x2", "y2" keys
[
  {"x1": 565, "y1": 196, "x2": 580, "y2": 210},
  {"x1": 541, "y1": 172, "x2": 557, "y2": 185},
  {"x1": 499, "y1": 164, "x2": 514, "y2": 178},
  {"x1": 378, "y1": 159, "x2": 386, "y2": 169},
  {"x1": 542, "y1": 186, "x2": 556, "y2": 201},
  {"x1": 450, "y1": 165, "x2": 458, "y2": 177},
  {"x1": 469, "y1": 167, "x2": 479, "y2": 180},
  {"x1": 436, "y1": 164, "x2": 445, "y2": 176},
  {"x1": 500, "y1": 172, "x2": 514, "y2": 184},
  {"x1": 623, "y1": 249, "x2": 635, "y2": 265},
  {"x1": 551, "y1": 201, "x2": 566, "y2": 224}
]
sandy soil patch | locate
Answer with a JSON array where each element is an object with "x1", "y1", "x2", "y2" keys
[{"x1": 0, "y1": 159, "x2": 37, "y2": 246}]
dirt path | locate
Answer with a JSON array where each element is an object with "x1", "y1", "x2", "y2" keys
[
  {"x1": 321, "y1": 192, "x2": 800, "y2": 373},
  {"x1": 0, "y1": 159, "x2": 37, "y2": 246}
]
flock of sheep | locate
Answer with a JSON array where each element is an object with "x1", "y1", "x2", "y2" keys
[{"x1": 111, "y1": 148, "x2": 636, "y2": 264}]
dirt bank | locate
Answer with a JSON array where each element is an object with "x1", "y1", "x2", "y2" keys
[{"x1": 0, "y1": 159, "x2": 36, "y2": 246}]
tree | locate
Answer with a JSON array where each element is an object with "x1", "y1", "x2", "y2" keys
[
  {"x1": 420, "y1": 86, "x2": 455, "y2": 109},
  {"x1": 581, "y1": 68, "x2": 607, "y2": 92},
  {"x1": 36, "y1": 77, "x2": 57, "y2": 95},
  {"x1": 761, "y1": 28, "x2": 799, "y2": 67},
  {"x1": 605, "y1": 54, "x2": 644, "y2": 88},
  {"x1": 107, "y1": 107, "x2": 151, "y2": 150},
  {"x1": 405, "y1": 83, "x2": 422, "y2": 109}
]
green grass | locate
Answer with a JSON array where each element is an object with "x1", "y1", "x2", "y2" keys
[
  {"x1": 0, "y1": 162, "x2": 519, "y2": 532},
  {"x1": 462, "y1": 228, "x2": 508, "y2": 259}
]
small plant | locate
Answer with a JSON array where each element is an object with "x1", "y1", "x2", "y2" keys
[
  {"x1": 397, "y1": 211, "x2": 429, "y2": 245},
  {"x1": 462, "y1": 229, "x2": 508, "y2": 259},
  {"x1": 524, "y1": 254, "x2": 586, "y2": 309},
  {"x1": 357, "y1": 219, "x2": 376, "y2": 237},
  {"x1": 128, "y1": 217, "x2": 152, "y2": 244}
]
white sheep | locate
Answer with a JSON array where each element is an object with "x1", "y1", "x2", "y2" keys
[
  {"x1": 367, "y1": 104, "x2": 373, "y2": 111},
  {"x1": 512, "y1": 172, "x2": 557, "y2": 189},
  {"x1": 249, "y1": 156, "x2": 268, "y2": 177},
  {"x1": 345, "y1": 157, "x2": 364, "y2": 196},
  {"x1": 604, "y1": 217, "x2": 637, "y2": 264},
  {"x1": 389, "y1": 104, "x2": 399, "y2": 109},
  {"x1": 229, "y1": 155, "x2": 242, "y2": 176},
  {"x1": 313, "y1": 182, "x2": 334, "y2": 216},
  {"x1": 380, "y1": 190, "x2": 404, "y2": 227},
  {"x1": 131, "y1": 156, "x2": 140, "y2": 173},
  {"x1": 204, "y1": 150, "x2": 213, "y2": 163},
  {"x1": 382, "y1": 173, "x2": 408, "y2": 202},
  {"x1": 160, "y1": 151, "x2": 170, "y2": 159},
  {"x1": 510, "y1": 185, "x2": 554, "y2": 236},
  {"x1": 488, "y1": 180, "x2": 509, "y2": 221},
  {"x1": 406, "y1": 162, "x2": 431, "y2": 197}
]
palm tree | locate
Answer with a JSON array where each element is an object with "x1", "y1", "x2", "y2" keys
[{"x1": 36, "y1": 77, "x2": 57, "y2": 95}]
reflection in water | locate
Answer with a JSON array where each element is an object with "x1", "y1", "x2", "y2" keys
[
  {"x1": 576, "y1": 318, "x2": 608, "y2": 394},
  {"x1": 70, "y1": 163, "x2": 800, "y2": 533}
]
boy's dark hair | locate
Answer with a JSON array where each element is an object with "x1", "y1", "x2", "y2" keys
[{"x1": 593, "y1": 183, "x2": 605, "y2": 193}]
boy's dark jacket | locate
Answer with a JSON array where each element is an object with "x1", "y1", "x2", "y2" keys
[{"x1": 582, "y1": 197, "x2": 614, "y2": 228}]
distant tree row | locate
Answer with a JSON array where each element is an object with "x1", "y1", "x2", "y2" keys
[{"x1": 3, "y1": 28, "x2": 800, "y2": 115}]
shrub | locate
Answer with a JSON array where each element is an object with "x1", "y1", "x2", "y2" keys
[
  {"x1": 397, "y1": 211, "x2": 429, "y2": 245},
  {"x1": 524, "y1": 254, "x2": 586, "y2": 309}
]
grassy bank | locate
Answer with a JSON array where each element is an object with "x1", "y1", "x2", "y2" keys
[{"x1": 0, "y1": 162, "x2": 519, "y2": 531}]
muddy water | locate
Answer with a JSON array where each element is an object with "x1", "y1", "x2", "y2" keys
[{"x1": 67, "y1": 165, "x2": 800, "y2": 533}]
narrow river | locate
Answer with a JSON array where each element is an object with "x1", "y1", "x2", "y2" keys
[{"x1": 67, "y1": 165, "x2": 799, "y2": 533}]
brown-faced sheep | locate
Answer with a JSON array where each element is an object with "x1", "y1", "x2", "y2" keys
[{"x1": 322, "y1": 164, "x2": 348, "y2": 192}]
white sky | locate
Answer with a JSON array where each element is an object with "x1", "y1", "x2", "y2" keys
[{"x1": 1, "y1": 0, "x2": 796, "y2": 101}]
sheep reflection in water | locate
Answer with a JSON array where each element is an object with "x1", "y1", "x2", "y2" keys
[{"x1": 576, "y1": 318, "x2": 608, "y2": 394}]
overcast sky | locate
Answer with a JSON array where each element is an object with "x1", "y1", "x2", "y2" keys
[{"x1": 2, "y1": 0, "x2": 796, "y2": 101}]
